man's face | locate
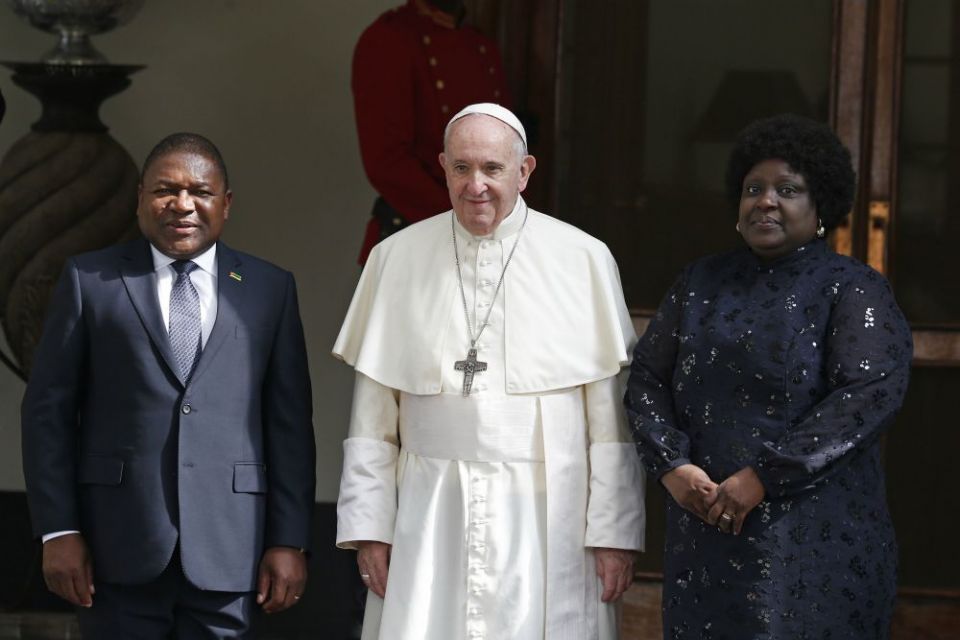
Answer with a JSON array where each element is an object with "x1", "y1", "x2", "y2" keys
[
  {"x1": 137, "y1": 151, "x2": 232, "y2": 260},
  {"x1": 439, "y1": 115, "x2": 535, "y2": 236}
]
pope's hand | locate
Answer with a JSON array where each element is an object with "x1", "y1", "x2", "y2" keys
[
  {"x1": 256, "y1": 547, "x2": 307, "y2": 613},
  {"x1": 594, "y1": 547, "x2": 635, "y2": 602},
  {"x1": 661, "y1": 464, "x2": 719, "y2": 522},
  {"x1": 42, "y1": 533, "x2": 94, "y2": 607},
  {"x1": 357, "y1": 541, "x2": 391, "y2": 599}
]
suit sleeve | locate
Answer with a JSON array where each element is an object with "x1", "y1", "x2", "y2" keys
[
  {"x1": 352, "y1": 22, "x2": 452, "y2": 223},
  {"x1": 262, "y1": 273, "x2": 316, "y2": 551},
  {"x1": 336, "y1": 372, "x2": 400, "y2": 549},
  {"x1": 584, "y1": 373, "x2": 646, "y2": 552},
  {"x1": 21, "y1": 259, "x2": 87, "y2": 538}
]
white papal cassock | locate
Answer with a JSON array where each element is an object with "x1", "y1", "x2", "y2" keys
[{"x1": 334, "y1": 198, "x2": 646, "y2": 640}]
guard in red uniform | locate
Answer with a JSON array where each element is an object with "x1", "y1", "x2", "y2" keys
[{"x1": 352, "y1": 0, "x2": 511, "y2": 263}]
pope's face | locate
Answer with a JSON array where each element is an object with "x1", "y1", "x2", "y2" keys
[
  {"x1": 137, "y1": 151, "x2": 232, "y2": 260},
  {"x1": 439, "y1": 115, "x2": 535, "y2": 236}
]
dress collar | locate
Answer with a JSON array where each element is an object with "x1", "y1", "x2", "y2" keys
[{"x1": 746, "y1": 238, "x2": 828, "y2": 272}]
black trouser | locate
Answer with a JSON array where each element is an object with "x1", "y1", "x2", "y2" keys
[{"x1": 76, "y1": 548, "x2": 253, "y2": 639}]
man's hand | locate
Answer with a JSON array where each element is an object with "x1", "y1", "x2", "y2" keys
[
  {"x1": 706, "y1": 466, "x2": 766, "y2": 535},
  {"x1": 356, "y1": 541, "x2": 391, "y2": 599},
  {"x1": 42, "y1": 533, "x2": 94, "y2": 607},
  {"x1": 594, "y1": 547, "x2": 635, "y2": 603},
  {"x1": 661, "y1": 464, "x2": 719, "y2": 521},
  {"x1": 257, "y1": 547, "x2": 307, "y2": 613}
]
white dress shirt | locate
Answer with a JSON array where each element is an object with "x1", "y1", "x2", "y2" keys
[{"x1": 42, "y1": 243, "x2": 219, "y2": 544}]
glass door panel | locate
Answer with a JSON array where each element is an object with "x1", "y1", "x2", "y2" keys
[
  {"x1": 555, "y1": 0, "x2": 834, "y2": 310},
  {"x1": 894, "y1": 0, "x2": 960, "y2": 326}
]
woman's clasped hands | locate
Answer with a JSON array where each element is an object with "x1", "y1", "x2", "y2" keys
[{"x1": 661, "y1": 464, "x2": 765, "y2": 535}]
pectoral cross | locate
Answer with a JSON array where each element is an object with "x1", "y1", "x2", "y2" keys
[{"x1": 454, "y1": 348, "x2": 487, "y2": 396}]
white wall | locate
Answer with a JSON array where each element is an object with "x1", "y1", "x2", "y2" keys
[{"x1": 0, "y1": 0, "x2": 397, "y2": 501}]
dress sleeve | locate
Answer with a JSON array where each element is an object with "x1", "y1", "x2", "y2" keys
[
  {"x1": 351, "y1": 22, "x2": 452, "y2": 224},
  {"x1": 336, "y1": 372, "x2": 401, "y2": 549},
  {"x1": 584, "y1": 373, "x2": 646, "y2": 551},
  {"x1": 625, "y1": 272, "x2": 693, "y2": 479},
  {"x1": 754, "y1": 271, "x2": 913, "y2": 498}
]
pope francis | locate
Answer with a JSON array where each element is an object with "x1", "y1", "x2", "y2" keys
[{"x1": 334, "y1": 103, "x2": 645, "y2": 639}]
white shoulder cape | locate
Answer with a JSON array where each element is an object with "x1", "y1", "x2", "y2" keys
[{"x1": 333, "y1": 202, "x2": 636, "y2": 393}]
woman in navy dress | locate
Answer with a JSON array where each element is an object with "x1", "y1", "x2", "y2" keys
[{"x1": 626, "y1": 114, "x2": 912, "y2": 640}]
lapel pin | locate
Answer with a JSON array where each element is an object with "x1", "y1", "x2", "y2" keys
[{"x1": 229, "y1": 271, "x2": 242, "y2": 282}]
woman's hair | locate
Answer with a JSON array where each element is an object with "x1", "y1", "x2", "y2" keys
[{"x1": 725, "y1": 114, "x2": 856, "y2": 231}]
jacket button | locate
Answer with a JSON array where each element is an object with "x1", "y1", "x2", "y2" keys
[{"x1": 181, "y1": 403, "x2": 192, "y2": 415}]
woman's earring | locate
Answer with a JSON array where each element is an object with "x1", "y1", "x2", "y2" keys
[
  {"x1": 736, "y1": 222, "x2": 741, "y2": 233},
  {"x1": 816, "y1": 218, "x2": 826, "y2": 238}
]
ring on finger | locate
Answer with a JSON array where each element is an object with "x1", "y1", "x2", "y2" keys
[
  {"x1": 720, "y1": 512, "x2": 734, "y2": 521},
  {"x1": 360, "y1": 573, "x2": 371, "y2": 580}
]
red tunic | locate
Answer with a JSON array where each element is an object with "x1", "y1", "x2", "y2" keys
[{"x1": 352, "y1": 0, "x2": 511, "y2": 263}]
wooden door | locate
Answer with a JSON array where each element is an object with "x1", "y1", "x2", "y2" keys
[{"x1": 468, "y1": 0, "x2": 960, "y2": 636}]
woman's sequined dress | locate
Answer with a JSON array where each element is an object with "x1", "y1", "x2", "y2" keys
[{"x1": 626, "y1": 240, "x2": 912, "y2": 640}]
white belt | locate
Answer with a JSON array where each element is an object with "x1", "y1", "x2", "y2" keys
[{"x1": 399, "y1": 392, "x2": 544, "y2": 462}]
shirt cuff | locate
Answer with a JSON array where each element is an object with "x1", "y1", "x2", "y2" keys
[
  {"x1": 585, "y1": 442, "x2": 646, "y2": 551},
  {"x1": 42, "y1": 530, "x2": 80, "y2": 544},
  {"x1": 336, "y1": 437, "x2": 400, "y2": 548}
]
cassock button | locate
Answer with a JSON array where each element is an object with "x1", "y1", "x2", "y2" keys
[{"x1": 181, "y1": 403, "x2": 192, "y2": 415}]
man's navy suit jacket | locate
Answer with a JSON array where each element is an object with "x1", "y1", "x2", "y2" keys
[{"x1": 21, "y1": 239, "x2": 316, "y2": 592}]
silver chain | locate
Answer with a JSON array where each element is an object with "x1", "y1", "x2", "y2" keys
[{"x1": 452, "y1": 203, "x2": 529, "y2": 348}]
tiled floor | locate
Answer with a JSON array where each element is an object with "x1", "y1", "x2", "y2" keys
[{"x1": 0, "y1": 612, "x2": 80, "y2": 640}]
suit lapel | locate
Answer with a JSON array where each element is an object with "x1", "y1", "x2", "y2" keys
[
  {"x1": 120, "y1": 240, "x2": 185, "y2": 386},
  {"x1": 189, "y1": 242, "x2": 242, "y2": 384}
]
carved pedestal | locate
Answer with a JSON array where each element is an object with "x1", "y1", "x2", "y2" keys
[{"x1": 0, "y1": 62, "x2": 142, "y2": 376}]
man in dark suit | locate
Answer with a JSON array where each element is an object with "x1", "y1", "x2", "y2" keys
[{"x1": 21, "y1": 133, "x2": 316, "y2": 638}]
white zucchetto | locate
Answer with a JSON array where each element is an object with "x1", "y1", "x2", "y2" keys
[{"x1": 444, "y1": 102, "x2": 527, "y2": 150}]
